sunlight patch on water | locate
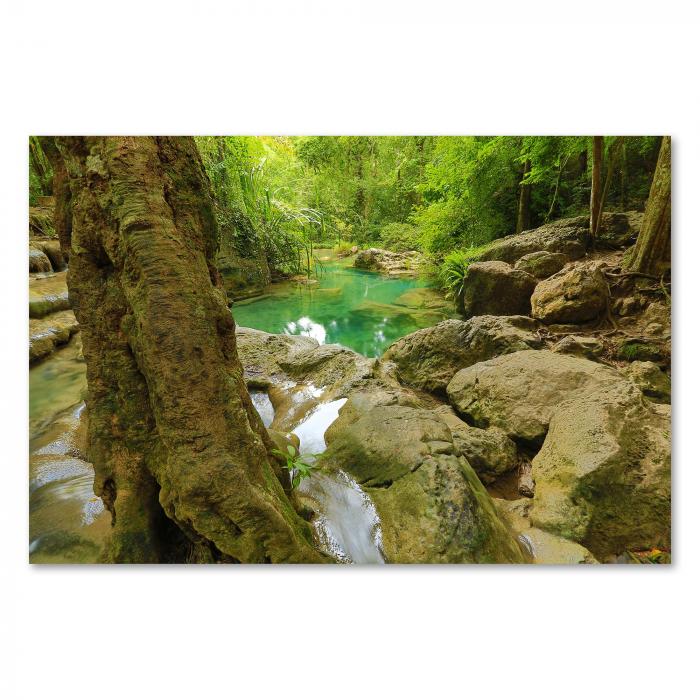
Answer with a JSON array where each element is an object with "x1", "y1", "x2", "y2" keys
[
  {"x1": 286, "y1": 316, "x2": 327, "y2": 344},
  {"x1": 250, "y1": 390, "x2": 274, "y2": 428}
]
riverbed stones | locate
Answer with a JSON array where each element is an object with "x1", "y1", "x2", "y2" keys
[
  {"x1": 529, "y1": 384, "x2": 671, "y2": 559},
  {"x1": 447, "y1": 350, "x2": 624, "y2": 443},
  {"x1": 382, "y1": 315, "x2": 542, "y2": 394},
  {"x1": 552, "y1": 334, "x2": 605, "y2": 360},
  {"x1": 29, "y1": 271, "x2": 70, "y2": 318},
  {"x1": 322, "y1": 404, "x2": 526, "y2": 563},
  {"x1": 433, "y1": 405, "x2": 518, "y2": 483},
  {"x1": 531, "y1": 263, "x2": 609, "y2": 324},
  {"x1": 29, "y1": 245, "x2": 53, "y2": 273},
  {"x1": 461, "y1": 261, "x2": 537, "y2": 318},
  {"x1": 474, "y1": 216, "x2": 589, "y2": 264},
  {"x1": 29, "y1": 310, "x2": 79, "y2": 363},
  {"x1": 622, "y1": 361, "x2": 671, "y2": 403},
  {"x1": 33, "y1": 239, "x2": 67, "y2": 271},
  {"x1": 354, "y1": 248, "x2": 421, "y2": 276},
  {"x1": 514, "y1": 251, "x2": 568, "y2": 279},
  {"x1": 447, "y1": 349, "x2": 670, "y2": 558}
]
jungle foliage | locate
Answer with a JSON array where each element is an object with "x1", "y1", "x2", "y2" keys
[{"x1": 30, "y1": 135, "x2": 662, "y2": 280}]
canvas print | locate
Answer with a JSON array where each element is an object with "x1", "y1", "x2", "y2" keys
[{"x1": 28, "y1": 136, "x2": 671, "y2": 564}]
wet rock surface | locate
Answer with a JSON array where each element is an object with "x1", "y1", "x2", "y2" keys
[
  {"x1": 321, "y1": 403, "x2": 526, "y2": 563},
  {"x1": 29, "y1": 271, "x2": 70, "y2": 318},
  {"x1": 29, "y1": 310, "x2": 79, "y2": 363}
]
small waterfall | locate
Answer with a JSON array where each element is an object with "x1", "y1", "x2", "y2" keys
[{"x1": 291, "y1": 396, "x2": 385, "y2": 564}]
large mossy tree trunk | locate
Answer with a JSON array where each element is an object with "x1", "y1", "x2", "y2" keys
[
  {"x1": 626, "y1": 135, "x2": 671, "y2": 275},
  {"x1": 44, "y1": 136, "x2": 324, "y2": 563}
]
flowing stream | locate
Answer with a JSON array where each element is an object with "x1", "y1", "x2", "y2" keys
[
  {"x1": 29, "y1": 251, "x2": 449, "y2": 562},
  {"x1": 291, "y1": 398, "x2": 385, "y2": 564}
]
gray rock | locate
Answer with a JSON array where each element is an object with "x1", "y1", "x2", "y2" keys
[
  {"x1": 622, "y1": 361, "x2": 671, "y2": 403},
  {"x1": 552, "y1": 334, "x2": 605, "y2": 360},
  {"x1": 382, "y1": 315, "x2": 542, "y2": 394},
  {"x1": 461, "y1": 261, "x2": 537, "y2": 318},
  {"x1": 531, "y1": 263, "x2": 608, "y2": 324},
  {"x1": 447, "y1": 349, "x2": 627, "y2": 443},
  {"x1": 322, "y1": 404, "x2": 526, "y2": 563},
  {"x1": 514, "y1": 251, "x2": 568, "y2": 279},
  {"x1": 433, "y1": 405, "x2": 518, "y2": 483}
]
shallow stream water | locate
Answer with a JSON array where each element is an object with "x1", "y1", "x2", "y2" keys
[
  {"x1": 29, "y1": 252, "x2": 449, "y2": 562},
  {"x1": 233, "y1": 250, "x2": 452, "y2": 356}
]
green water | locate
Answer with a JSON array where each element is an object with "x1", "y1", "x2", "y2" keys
[{"x1": 233, "y1": 251, "x2": 453, "y2": 357}]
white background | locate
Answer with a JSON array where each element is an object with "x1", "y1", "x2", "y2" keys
[{"x1": 1, "y1": 2, "x2": 698, "y2": 698}]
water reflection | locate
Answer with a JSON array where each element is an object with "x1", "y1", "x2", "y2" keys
[{"x1": 234, "y1": 252, "x2": 453, "y2": 357}]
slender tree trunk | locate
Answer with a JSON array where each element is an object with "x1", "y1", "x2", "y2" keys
[
  {"x1": 590, "y1": 136, "x2": 603, "y2": 240},
  {"x1": 620, "y1": 139, "x2": 628, "y2": 209},
  {"x1": 626, "y1": 136, "x2": 672, "y2": 275},
  {"x1": 43, "y1": 136, "x2": 324, "y2": 563},
  {"x1": 516, "y1": 159, "x2": 532, "y2": 233},
  {"x1": 545, "y1": 155, "x2": 569, "y2": 223},
  {"x1": 595, "y1": 136, "x2": 624, "y2": 236}
]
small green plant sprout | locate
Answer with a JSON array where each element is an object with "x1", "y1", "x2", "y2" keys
[{"x1": 272, "y1": 444, "x2": 320, "y2": 488}]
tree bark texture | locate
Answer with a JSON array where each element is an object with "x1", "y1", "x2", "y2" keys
[
  {"x1": 626, "y1": 136, "x2": 671, "y2": 275},
  {"x1": 45, "y1": 136, "x2": 324, "y2": 563}
]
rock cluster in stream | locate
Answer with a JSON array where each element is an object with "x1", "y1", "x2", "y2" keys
[
  {"x1": 28, "y1": 197, "x2": 80, "y2": 364},
  {"x1": 285, "y1": 211, "x2": 671, "y2": 563}
]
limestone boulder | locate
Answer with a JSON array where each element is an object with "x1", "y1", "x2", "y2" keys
[
  {"x1": 354, "y1": 248, "x2": 422, "y2": 276},
  {"x1": 382, "y1": 315, "x2": 542, "y2": 394},
  {"x1": 475, "y1": 216, "x2": 589, "y2": 264},
  {"x1": 531, "y1": 263, "x2": 608, "y2": 324},
  {"x1": 461, "y1": 261, "x2": 537, "y2": 318},
  {"x1": 235, "y1": 326, "x2": 318, "y2": 387},
  {"x1": 622, "y1": 361, "x2": 671, "y2": 403},
  {"x1": 321, "y1": 404, "x2": 526, "y2": 563},
  {"x1": 596, "y1": 211, "x2": 644, "y2": 248},
  {"x1": 29, "y1": 245, "x2": 53, "y2": 273},
  {"x1": 514, "y1": 251, "x2": 568, "y2": 279},
  {"x1": 552, "y1": 334, "x2": 605, "y2": 361},
  {"x1": 447, "y1": 349, "x2": 670, "y2": 559},
  {"x1": 529, "y1": 385, "x2": 671, "y2": 559},
  {"x1": 433, "y1": 406, "x2": 518, "y2": 483},
  {"x1": 447, "y1": 349, "x2": 626, "y2": 443}
]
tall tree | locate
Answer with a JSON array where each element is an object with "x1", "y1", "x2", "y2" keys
[
  {"x1": 42, "y1": 136, "x2": 324, "y2": 563},
  {"x1": 590, "y1": 136, "x2": 603, "y2": 240},
  {"x1": 516, "y1": 159, "x2": 532, "y2": 233},
  {"x1": 626, "y1": 136, "x2": 671, "y2": 274}
]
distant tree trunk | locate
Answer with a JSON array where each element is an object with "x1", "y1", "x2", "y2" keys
[
  {"x1": 516, "y1": 159, "x2": 532, "y2": 233},
  {"x1": 626, "y1": 136, "x2": 671, "y2": 275},
  {"x1": 594, "y1": 136, "x2": 624, "y2": 236},
  {"x1": 590, "y1": 136, "x2": 603, "y2": 240},
  {"x1": 545, "y1": 154, "x2": 569, "y2": 223},
  {"x1": 620, "y1": 139, "x2": 628, "y2": 209},
  {"x1": 43, "y1": 136, "x2": 324, "y2": 563}
]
